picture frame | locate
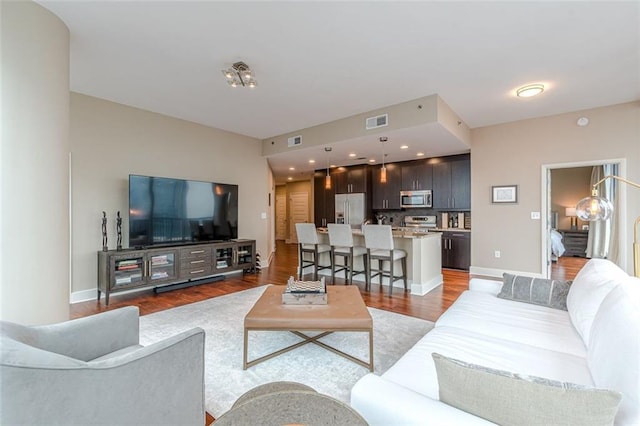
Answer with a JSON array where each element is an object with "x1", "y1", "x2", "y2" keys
[{"x1": 492, "y1": 185, "x2": 518, "y2": 203}]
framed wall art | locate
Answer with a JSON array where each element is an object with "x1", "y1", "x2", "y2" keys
[{"x1": 492, "y1": 185, "x2": 518, "y2": 204}]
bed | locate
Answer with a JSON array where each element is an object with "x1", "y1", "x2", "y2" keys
[{"x1": 550, "y1": 228, "x2": 566, "y2": 261}]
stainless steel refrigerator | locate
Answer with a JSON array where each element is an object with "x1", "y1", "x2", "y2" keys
[{"x1": 335, "y1": 193, "x2": 366, "y2": 227}]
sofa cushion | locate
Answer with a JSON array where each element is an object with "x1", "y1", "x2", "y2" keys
[
  {"x1": 587, "y1": 278, "x2": 640, "y2": 426},
  {"x1": 566, "y1": 259, "x2": 628, "y2": 346},
  {"x1": 381, "y1": 326, "x2": 593, "y2": 401},
  {"x1": 433, "y1": 353, "x2": 621, "y2": 426},
  {"x1": 436, "y1": 290, "x2": 586, "y2": 357},
  {"x1": 498, "y1": 273, "x2": 571, "y2": 310}
]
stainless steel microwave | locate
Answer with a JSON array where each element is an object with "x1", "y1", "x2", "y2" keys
[{"x1": 400, "y1": 190, "x2": 432, "y2": 208}]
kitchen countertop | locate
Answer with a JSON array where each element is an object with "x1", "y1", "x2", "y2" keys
[
  {"x1": 317, "y1": 227, "x2": 446, "y2": 239},
  {"x1": 318, "y1": 227, "x2": 471, "y2": 238}
]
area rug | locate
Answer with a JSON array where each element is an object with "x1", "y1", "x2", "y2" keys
[{"x1": 139, "y1": 285, "x2": 434, "y2": 417}]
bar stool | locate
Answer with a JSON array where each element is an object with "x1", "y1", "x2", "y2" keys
[
  {"x1": 295, "y1": 223, "x2": 330, "y2": 280},
  {"x1": 327, "y1": 223, "x2": 367, "y2": 285},
  {"x1": 363, "y1": 225, "x2": 408, "y2": 296}
]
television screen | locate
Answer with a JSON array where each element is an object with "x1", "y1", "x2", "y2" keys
[{"x1": 129, "y1": 175, "x2": 238, "y2": 248}]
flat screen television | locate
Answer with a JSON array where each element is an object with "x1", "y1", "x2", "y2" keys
[{"x1": 129, "y1": 174, "x2": 238, "y2": 248}]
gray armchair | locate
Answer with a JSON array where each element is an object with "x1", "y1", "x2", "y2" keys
[{"x1": 1, "y1": 306, "x2": 205, "y2": 425}]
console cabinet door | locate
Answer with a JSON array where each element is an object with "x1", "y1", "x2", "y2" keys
[
  {"x1": 372, "y1": 163, "x2": 401, "y2": 209},
  {"x1": 146, "y1": 249, "x2": 179, "y2": 284}
]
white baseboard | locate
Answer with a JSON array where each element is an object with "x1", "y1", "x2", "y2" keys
[
  {"x1": 70, "y1": 288, "x2": 101, "y2": 304},
  {"x1": 469, "y1": 266, "x2": 544, "y2": 280},
  {"x1": 410, "y1": 274, "x2": 444, "y2": 296}
]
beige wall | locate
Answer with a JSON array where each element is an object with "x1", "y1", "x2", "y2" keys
[
  {"x1": 1, "y1": 1, "x2": 70, "y2": 324},
  {"x1": 470, "y1": 101, "x2": 640, "y2": 276},
  {"x1": 551, "y1": 167, "x2": 592, "y2": 230},
  {"x1": 69, "y1": 93, "x2": 271, "y2": 301}
]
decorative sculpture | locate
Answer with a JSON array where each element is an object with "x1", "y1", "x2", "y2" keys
[
  {"x1": 101, "y1": 211, "x2": 108, "y2": 251},
  {"x1": 116, "y1": 211, "x2": 122, "y2": 251}
]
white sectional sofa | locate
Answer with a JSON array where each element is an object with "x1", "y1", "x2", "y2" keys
[{"x1": 351, "y1": 259, "x2": 639, "y2": 425}]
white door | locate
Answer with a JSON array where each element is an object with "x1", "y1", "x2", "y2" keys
[
  {"x1": 289, "y1": 192, "x2": 309, "y2": 244},
  {"x1": 275, "y1": 194, "x2": 287, "y2": 240}
]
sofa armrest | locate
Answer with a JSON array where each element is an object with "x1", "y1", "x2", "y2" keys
[
  {"x1": 1, "y1": 327, "x2": 205, "y2": 425},
  {"x1": 350, "y1": 374, "x2": 495, "y2": 425},
  {"x1": 469, "y1": 278, "x2": 503, "y2": 295},
  {"x1": 33, "y1": 306, "x2": 140, "y2": 361}
]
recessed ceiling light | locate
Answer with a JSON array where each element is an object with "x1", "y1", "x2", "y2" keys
[
  {"x1": 308, "y1": 159, "x2": 315, "y2": 164},
  {"x1": 516, "y1": 84, "x2": 545, "y2": 98},
  {"x1": 369, "y1": 159, "x2": 376, "y2": 163},
  {"x1": 400, "y1": 145, "x2": 409, "y2": 149},
  {"x1": 349, "y1": 153, "x2": 356, "y2": 158},
  {"x1": 287, "y1": 177, "x2": 292, "y2": 181},
  {"x1": 289, "y1": 167, "x2": 295, "y2": 171},
  {"x1": 416, "y1": 152, "x2": 425, "y2": 157}
]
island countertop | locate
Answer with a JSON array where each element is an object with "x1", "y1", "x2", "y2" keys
[{"x1": 316, "y1": 227, "x2": 442, "y2": 239}]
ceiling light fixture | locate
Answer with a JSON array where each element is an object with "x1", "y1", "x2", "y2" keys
[
  {"x1": 221, "y1": 61, "x2": 257, "y2": 88},
  {"x1": 324, "y1": 147, "x2": 332, "y2": 190},
  {"x1": 379, "y1": 137, "x2": 388, "y2": 183},
  {"x1": 516, "y1": 84, "x2": 544, "y2": 98}
]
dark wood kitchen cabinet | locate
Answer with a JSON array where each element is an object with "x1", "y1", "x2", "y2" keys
[
  {"x1": 333, "y1": 165, "x2": 370, "y2": 194},
  {"x1": 401, "y1": 160, "x2": 433, "y2": 191},
  {"x1": 314, "y1": 171, "x2": 335, "y2": 227},
  {"x1": 441, "y1": 231, "x2": 470, "y2": 270},
  {"x1": 433, "y1": 156, "x2": 470, "y2": 210},
  {"x1": 372, "y1": 163, "x2": 401, "y2": 210}
]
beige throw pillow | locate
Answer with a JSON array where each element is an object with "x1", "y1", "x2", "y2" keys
[{"x1": 432, "y1": 353, "x2": 621, "y2": 426}]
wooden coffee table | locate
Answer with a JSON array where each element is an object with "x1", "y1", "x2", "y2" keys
[{"x1": 243, "y1": 285, "x2": 373, "y2": 371}]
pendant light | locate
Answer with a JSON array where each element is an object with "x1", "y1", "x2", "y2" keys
[
  {"x1": 379, "y1": 137, "x2": 388, "y2": 183},
  {"x1": 324, "y1": 147, "x2": 332, "y2": 189}
]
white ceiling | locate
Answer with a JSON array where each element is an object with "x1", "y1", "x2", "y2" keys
[{"x1": 38, "y1": 1, "x2": 640, "y2": 184}]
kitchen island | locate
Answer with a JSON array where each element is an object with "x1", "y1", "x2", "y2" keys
[{"x1": 314, "y1": 228, "x2": 443, "y2": 296}]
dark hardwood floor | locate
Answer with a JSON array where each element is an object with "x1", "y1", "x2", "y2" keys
[{"x1": 71, "y1": 240, "x2": 587, "y2": 323}]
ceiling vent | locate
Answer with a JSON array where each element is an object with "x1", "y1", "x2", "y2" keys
[
  {"x1": 287, "y1": 135, "x2": 302, "y2": 147},
  {"x1": 365, "y1": 114, "x2": 388, "y2": 130}
]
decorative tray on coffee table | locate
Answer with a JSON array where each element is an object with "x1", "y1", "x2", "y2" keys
[{"x1": 282, "y1": 276, "x2": 327, "y2": 305}]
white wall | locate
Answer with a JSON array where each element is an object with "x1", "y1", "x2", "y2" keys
[
  {"x1": 1, "y1": 1, "x2": 70, "y2": 324},
  {"x1": 69, "y1": 93, "x2": 271, "y2": 300},
  {"x1": 470, "y1": 102, "x2": 640, "y2": 277}
]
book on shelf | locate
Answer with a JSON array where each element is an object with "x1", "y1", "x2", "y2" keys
[
  {"x1": 115, "y1": 273, "x2": 142, "y2": 285},
  {"x1": 151, "y1": 271, "x2": 169, "y2": 279},
  {"x1": 117, "y1": 264, "x2": 140, "y2": 271},
  {"x1": 151, "y1": 255, "x2": 169, "y2": 265},
  {"x1": 117, "y1": 259, "x2": 139, "y2": 266}
]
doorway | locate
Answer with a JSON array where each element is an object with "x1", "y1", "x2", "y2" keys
[
  {"x1": 275, "y1": 194, "x2": 287, "y2": 240},
  {"x1": 288, "y1": 192, "x2": 309, "y2": 244},
  {"x1": 542, "y1": 159, "x2": 626, "y2": 278}
]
